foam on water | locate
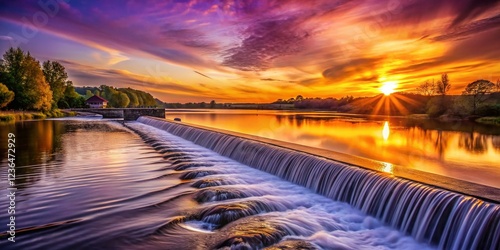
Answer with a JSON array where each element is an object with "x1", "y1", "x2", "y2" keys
[
  {"x1": 133, "y1": 117, "x2": 500, "y2": 250},
  {"x1": 125, "y1": 121, "x2": 435, "y2": 249}
]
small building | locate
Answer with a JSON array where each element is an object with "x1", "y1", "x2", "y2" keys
[{"x1": 86, "y1": 95, "x2": 108, "y2": 108}]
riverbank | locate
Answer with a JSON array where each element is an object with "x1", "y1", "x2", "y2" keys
[
  {"x1": 0, "y1": 110, "x2": 77, "y2": 122},
  {"x1": 476, "y1": 116, "x2": 500, "y2": 126}
]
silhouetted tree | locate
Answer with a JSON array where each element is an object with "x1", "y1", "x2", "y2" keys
[
  {"x1": 462, "y1": 79, "x2": 495, "y2": 114},
  {"x1": 416, "y1": 80, "x2": 436, "y2": 96},
  {"x1": 436, "y1": 73, "x2": 451, "y2": 96},
  {"x1": 210, "y1": 100, "x2": 216, "y2": 108}
]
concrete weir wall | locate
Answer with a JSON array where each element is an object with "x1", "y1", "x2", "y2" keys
[
  {"x1": 123, "y1": 108, "x2": 165, "y2": 120},
  {"x1": 71, "y1": 108, "x2": 165, "y2": 120},
  {"x1": 138, "y1": 116, "x2": 500, "y2": 203}
]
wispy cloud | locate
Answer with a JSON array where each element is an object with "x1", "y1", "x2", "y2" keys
[{"x1": 0, "y1": 0, "x2": 499, "y2": 101}]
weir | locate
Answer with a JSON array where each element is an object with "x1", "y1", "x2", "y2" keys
[
  {"x1": 137, "y1": 116, "x2": 500, "y2": 250},
  {"x1": 71, "y1": 108, "x2": 166, "y2": 120}
]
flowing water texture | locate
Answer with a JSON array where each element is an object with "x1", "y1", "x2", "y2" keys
[{"x1": 0, "y1": 118, "x2": 498, "y2": 249}]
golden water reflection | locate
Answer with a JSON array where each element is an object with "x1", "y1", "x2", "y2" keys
[
  {"x1": 167, "y1": 109, "x2": 500, "y2": 188},
  {"x1": 382, "y1": 121, "x2": 390, "y2": 141}
]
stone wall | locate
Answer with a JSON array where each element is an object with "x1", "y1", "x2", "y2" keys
[
  {"x1": 71, "y1": 108, "x2": 165, "y2": 120},
  {"x1": 123, "y1": 108, "x2": 165, "y2": 120}
]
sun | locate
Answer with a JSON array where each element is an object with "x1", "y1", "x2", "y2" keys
[{"x1": 380, "y1": 81, "x2": 398, "y2": 96}]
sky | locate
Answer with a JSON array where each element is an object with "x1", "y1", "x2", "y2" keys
[{"x1": 0, "y1": 0, "x2": 499, "y2": 103}]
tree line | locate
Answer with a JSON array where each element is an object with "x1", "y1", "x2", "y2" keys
[
  {"x1": 0, "y1": 47, "x2": 161, "y2": 111},
  {"x1": 272, "y1": 73, "x2": 499, "y2": 118},
  {"x1": 0, "y1": 47, "x2": 85, "y2": 111},
  {"x1": 416, "y1": 73, "x2": 500, "y2": 117},
  {"x1": 162, "y1": 100, "x2": 225, "y2": 109},
  {"x1": 75, "y1": 85, "x2": 157, "y2": 108},
  {"x1": 272, "y1": 95, "x2": 356, "y2": 111}
]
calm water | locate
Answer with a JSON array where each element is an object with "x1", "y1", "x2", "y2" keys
[
  {"x1": 0, "y1": 119, "x2": 435, "y2": 249},
  {"x1": 166, "y1": 109, "x2": 500, "y2": 188}
]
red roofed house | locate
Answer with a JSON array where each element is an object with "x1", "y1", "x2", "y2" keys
[{"x1": 86, "y1": 95, "x2": 108, "y2": 108}]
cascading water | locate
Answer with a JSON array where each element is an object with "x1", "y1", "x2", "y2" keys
[
  {"x1": 124, "y1": 121, "x2": 434, "y2": 250},
  {"x1": 137, "y1": 116, "x2": 500, "y2": 250}
]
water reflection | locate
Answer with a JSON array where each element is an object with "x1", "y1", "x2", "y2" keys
[
  {"x1": 458, "y1": 132, "x2": 488, "y2": 154},
  {"x1": 0, "y1": 120, "x2": 65, "y2": 189},
  {"x1": 0, "y1": 120, "x2": 131, "y2": 190},
  {"x1": 165, "y1": 109, "x2": 500, "y2": 188},
  {"x1": 382, "y1": 121, "x2": 390, "y2": 140},
  {"x1": 434, "y1": 131, "x2": 448, "y2": 160},
  {"x1": 493, "y1": 137, "x2": 500, "y2": 152},
  {"x1": 381, "y1": 162, "x2": 394, "y2": 174}
]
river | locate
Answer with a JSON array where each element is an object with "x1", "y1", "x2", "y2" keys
[
  {"x1": 165, "y1": 109, "x2": 500, "y2": 189},
  {"x1": 0, "y1": 113, "x2": 498, "y2": 249}
]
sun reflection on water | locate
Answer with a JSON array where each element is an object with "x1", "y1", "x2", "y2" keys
[
  {"x1": 164, "y1": 110, "x2": 500, "y2": 188},
  {"x1": 381, "y1": 162, "x2": 394, "y2": 174},
  {"x1": 382, "y1": 121, "x2": 390, "y2": 141}
]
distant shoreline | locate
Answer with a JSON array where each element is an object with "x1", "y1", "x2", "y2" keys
[
  {"x1": 0, "y1": 110, "x2": 77, "y2": 122},
  {"x1": 164, "y1": 108, "x2": 500, "y2": 126}
]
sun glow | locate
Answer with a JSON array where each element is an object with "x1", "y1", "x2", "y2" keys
[{"x1": 380, "y1": 81, "x2": 398, "y2": 96}]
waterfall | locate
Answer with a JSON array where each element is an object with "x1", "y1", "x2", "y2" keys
[{"x1": 137, "y1": 116, "x2": 500, "y2": 250}]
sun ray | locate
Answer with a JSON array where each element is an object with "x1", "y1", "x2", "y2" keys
[
  {"x1": 372, "y1": 96, "x2": 386, "y2": 115},
  {"x1": 389, "y1": 95, "x2": 411, "y2": 115},
  {"x1": 384, "y1": 96, "x2": 391, "y2": 114},
  {"x1": 395, "y1": 94, "x2": 423, "y2": 107}
]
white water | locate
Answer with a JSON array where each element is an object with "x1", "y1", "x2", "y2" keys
[
  {"x1": 124, "y1": 121, "x2": 436, "y2": 249},
  {"x1": 135, "y1": 117, "x2": 500, "y2": 250}
]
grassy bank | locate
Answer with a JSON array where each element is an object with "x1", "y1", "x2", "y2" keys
[
  {"x1": 476, "y1": 117, "x2": 500, "y2": 126},
  {"x1": 0, "y1": 110, "x2": 77, "y2": 122}
]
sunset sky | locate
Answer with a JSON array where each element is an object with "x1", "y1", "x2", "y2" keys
[{"x1": 1, "y1": 0, "x2": 499, "y2": 103}]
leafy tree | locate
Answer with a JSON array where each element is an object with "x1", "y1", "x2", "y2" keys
[
  {"x1": 42, "y1": 60, "x2": 68, "y2": 104},
  {"x1": 107, "y1": 89, "x2": 130, "y2": 108},
  {"x1": 210, "y1": 100, "x2": 216, "y2": 108},
  {"x1": 462, "y1": 79, "x2": 495, "y2": 114},
  {"x1": 119, "y1": 88, "x2": 139, "y2": 107},
  {"x1": 99, "y1": 85, "x2": 115, "y2": 102},
  {"x1": 0, "y1": 48, "x2": 52, "y2": 111},
  {"x1": 60, "y1": 81, "x2": 85, "y2": 108},
  {"x1": 76, "y1": 85, "x2": 158, "y2": 108},
  {"x1": 0, "y1": 83, "x2": 14, "y2": 108},
  {"x1": 127, "y1": 91, "x2": 139, "y2": 107},
  {"x1": 416, "y1": 80, "x2": 436, "y2": 96},
  {"x1": 85, "y1": 90, "x2": 93, "y2": 99},
  {"x1": 436, "y1": 73, "x2": 451, "y2": 95},
  {"x1": 116, "y1": 92, "x2": 130, "y2": 107}
]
